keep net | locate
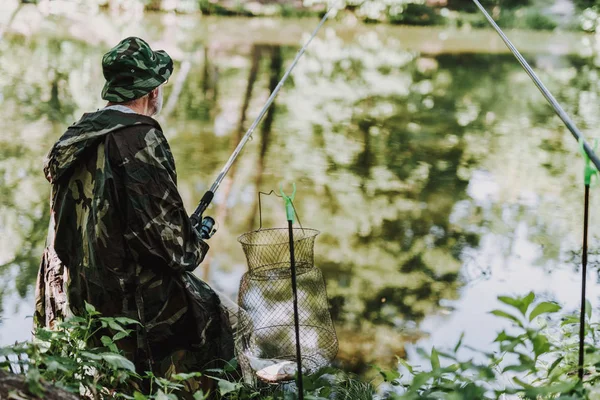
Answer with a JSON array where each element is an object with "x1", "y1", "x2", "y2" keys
[{"x1": 237, "y1": 228, "x2": 338, "y2": 374}]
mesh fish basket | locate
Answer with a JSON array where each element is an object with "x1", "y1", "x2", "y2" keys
[{"x1": 237, "y1": 228, "x2": 338, "y2": 374}]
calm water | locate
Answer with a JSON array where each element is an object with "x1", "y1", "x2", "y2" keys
[{"x1": 2, "y1": 3, "x2": 600, "y2": 374}]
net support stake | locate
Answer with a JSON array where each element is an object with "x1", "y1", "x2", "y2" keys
[
  {"x1": 579, "y1": 184, "x2": 589, "y2": 380},
  {"x1": 281, "y1": 184, "x2": 303, "y2": 398},
  {"x1": 578, "y1": 139, "x2": 598, "y2": 380}
]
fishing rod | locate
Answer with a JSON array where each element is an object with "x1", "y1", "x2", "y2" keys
[
  {"x1": 473, "y1": 0, "x2": 597, "y2": 380},
  {"x1": 190, "y1": 6, "x2": 337, "y2": 237},
  {"x1": 472, "y1": 0, "x2": 600, "y2": 171}
]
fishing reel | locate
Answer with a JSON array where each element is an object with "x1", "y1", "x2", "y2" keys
[
  {"x1": 194, "y1": 216, "x2": 218, "y2": 240},
  {"x1": 200, "y1": 216, "x2": 218, "y2": 239}
]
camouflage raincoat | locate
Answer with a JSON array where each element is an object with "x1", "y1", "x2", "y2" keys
[{"x1": 35, "y1": 109, "x2": 234, "y2": 375}]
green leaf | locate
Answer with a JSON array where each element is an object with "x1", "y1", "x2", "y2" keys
[
  {"x1": 498, "y1": 292, "x2": 535, "y2": 316},
  {"x1": 586, "y1": 299, "x2": 592, "y2": 320},
  {"x1": 25, "y1": 367, "x2": 45, "y2": 398},
  {"x1": 33, "y1": 328, "x2": 53, "y2": 341},
  {"x1": 442, "y1": 363, "x2": 459, "y2": 373},
  {"x1": 223, "y1": 358, "x2": 238, "y2": 373},
  {"x1": 512, "y1": 376, "x2": 534, "y2": 389},
  {"x1": 494, "y1": 330, "x2": 517, "y2": 343},
  {"x1": 80, "y1": 351, "x2": 103, "y2": 361},
  {"x1": 100, "y1": 353, "x2": 136, "y2": 372},
  {"x1": 547, "y1": 356, "x2": 564, "y2": 375},
  {"x1": 396, "y1": 355, "x2": 414, "y2": 375},
  {"x1": 204, "y1": 368, "x2": 224, "y2": 375},
  {"x1": 498, "y1": 296, "x2": 526, "y2": 316},
  {"x1": 524, "y1": 380, "x2": 578, "y2": 396},
  {"x1": 84, "y1": 302, "x2": 99, "y2": 315},
  {"x1": 378, "y1": 367, "x2": 401, "y2": 383},
  {"x1": 529, "y1": 302, "x2": 561, "y2": 321},
  {"x1": 114, "y1": 317, "x2": 142, "y2": 326},
  {"x1": 107, "y1": 319, "x2": 126, "y2": 333},
  {"x1": 517, "y1": 352, "x2": 535, "y2": 366},
  {"x1": 561, "y1": 315, "x2": 579, "y2": 326},
  {"x1": 407, "y1": 372, "x2": 431, "y2": 392},
  {"x1": 133, "y1": 392, "x2": 147, "y2": 400},
  {"x1": 100, "y1": 335, "x2": 118, "y2": 353},
  {"x1": 64, "y1": 316, "x2": 86, "y2": 324},
  {"x1": 193, "y1": 391, "x2": 208, "y2": 400},
  {"x1": 172, "y1": 372, "x2": 203, "y2": 381},
  {"x1": 46, "y1": 360, "x2": 70, "y2": 373},
  {"x1": 531, "y1": 333, "x2": 551, "y2": 359},
  {"x1": 113, "y1": 331, "x2": 131, "y2": 341},
  {"x1": 490, "y1": 310, "x2": 523, "y2": 327},
  {"x1": 502, "y1": 363, "x2": 534, "y2": 373},
  {"x1": 431, "y1": 347, "x2": 440, "y2": 373},
  {"x1": 217, "y1": 379, "x2": 239, "y2": 395},
  {"x1": 453, "y1": 333, "x2": 464, "y2": 353},
  {"x1": 155, "y1": 390, "x2": 177, "y2": 400},
  {"x1": 522, "y1": 292, "x2": 535, "y2": 313}
]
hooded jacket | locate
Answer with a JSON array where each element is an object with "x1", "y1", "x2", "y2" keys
[{"x1": 35, "y1": 109, "x2": 234, "y2": 375}]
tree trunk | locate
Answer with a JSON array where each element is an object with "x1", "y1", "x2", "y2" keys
[
  {"x1": 201, "y1": 45, "x2": 262, "y2": 281},
  {"x1": 246, "y1": 45, "x2": 282, "y2": 231}
]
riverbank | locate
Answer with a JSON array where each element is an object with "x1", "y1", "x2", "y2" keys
[
  {"x1": 0, "y1": 5, "x2": 592, "y2": 58},
  {"x1": 1, "y1": 0, "x2": 588, "y2": 32}
]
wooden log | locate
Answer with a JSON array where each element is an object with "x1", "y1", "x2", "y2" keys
[{"x1": 0, "y1": 369, "x2": 79, "y2": 400}]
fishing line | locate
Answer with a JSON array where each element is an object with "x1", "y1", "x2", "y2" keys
[
  {"x1": 190, "y1": 4, "x2": 339, "y2": 230},
  {"x1": 471, "y1": 0, "x2": 600, "y2": 171}
]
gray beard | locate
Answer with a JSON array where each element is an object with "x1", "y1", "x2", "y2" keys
[{"x1": 151, "y1": 85, "x2": 164, "y2": 116}]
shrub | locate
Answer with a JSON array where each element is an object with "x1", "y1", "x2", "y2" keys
[{"x1": 3, "y1": 293, "x2": 600, "y2": 399}]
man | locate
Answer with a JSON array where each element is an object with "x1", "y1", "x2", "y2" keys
[{"x1": 34, "y1": 37, "x2": 234, "y2": 380}]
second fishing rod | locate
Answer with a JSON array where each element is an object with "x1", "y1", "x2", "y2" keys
[
  {"x1": 190, "y1": 6, "x2": 337, "y2": 238},
  {"x1": 472, "y1": 0, "x2": 599, "y2": 380}
]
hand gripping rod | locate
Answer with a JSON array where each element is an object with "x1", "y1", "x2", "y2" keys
[
  {"x1": 472, "y1": 0, "x2": 600, "y2": 171},
  {"x1": 190, "y1": 6, "x2": 336, "y2": 227}
]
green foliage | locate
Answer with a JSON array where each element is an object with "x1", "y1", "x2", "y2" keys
[
  {"x1": 387, "y1": 3, "x2": 441, "y2": 26},
  {"x1": 574, "y1": 0, "x2": 600, "y2": 9},
  {"x1": 0, "y1": 302, "x2": 168, "y2": 399},
  {"x1": 377, "y1": 292, "x2": 600, "y2": 399},
  {"x1": 198, "y1": 0, "x2": 252, "y2": 16},
  {"x1": 0, "y1": 303, "x2": 141, "y2": 398},
  {"x1": 97, "y1": 0, "x2": 563, "y2": 30},
  {"x1": 521, "y1": 9, "x2": 558, "y2": 30},
  {"x1": 580, "y1": 6, "x2": 600, "y2": 32},
  {"x1": 4, "y1": 294, "x2": 600, "y2": 399}
]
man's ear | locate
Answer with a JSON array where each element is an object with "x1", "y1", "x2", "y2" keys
[{"x1": 149, "y1": 87, "x2": 159, "y2": 99}]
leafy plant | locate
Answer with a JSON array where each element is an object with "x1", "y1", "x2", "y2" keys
[
  {"x1": 377, "y1": 292, "x2": 600, "y2": 399},
  {"x1": 1, "y1": 302, "x2": 141, "y2": 398},
  {"x1": 4, "y1": 294, "x2": 600, "y2": 399}
]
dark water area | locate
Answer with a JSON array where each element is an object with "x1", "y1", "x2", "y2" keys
[{"x1": 2, "y1": 5, "x2": 600, "y2": 375}]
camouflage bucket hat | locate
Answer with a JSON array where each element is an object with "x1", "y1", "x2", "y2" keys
[{"x1": 101, "y1": 37, "x2": 173, "y2": 103}]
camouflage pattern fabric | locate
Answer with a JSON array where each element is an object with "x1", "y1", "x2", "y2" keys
[
  {"x1": 101, "y1": 37, "x2": 173, "y2": 103},
  {"x1": 35, "y1": 109, "x2": 234, "y2": 378}
]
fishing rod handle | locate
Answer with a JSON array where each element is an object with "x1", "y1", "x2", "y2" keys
[{"x1": 190, "y1": 190, "x2": 214, "y2": 227}]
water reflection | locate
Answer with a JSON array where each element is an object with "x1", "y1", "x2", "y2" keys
[{"x1": 1, "y1": 10, "x2": 599, "y2": 374}]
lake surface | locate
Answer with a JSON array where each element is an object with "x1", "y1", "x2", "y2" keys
[{"x1": 2, "y1": 2, "x2": 600, "y2": 375}]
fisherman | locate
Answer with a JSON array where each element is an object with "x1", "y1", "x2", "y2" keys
[{"x1": 34, "y1": 37, "x2": 235, "y2": 386}]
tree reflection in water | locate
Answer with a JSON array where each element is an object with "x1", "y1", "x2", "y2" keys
[{"x1": 0, "y1": 13, "x2": 598, "y2": 374}]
